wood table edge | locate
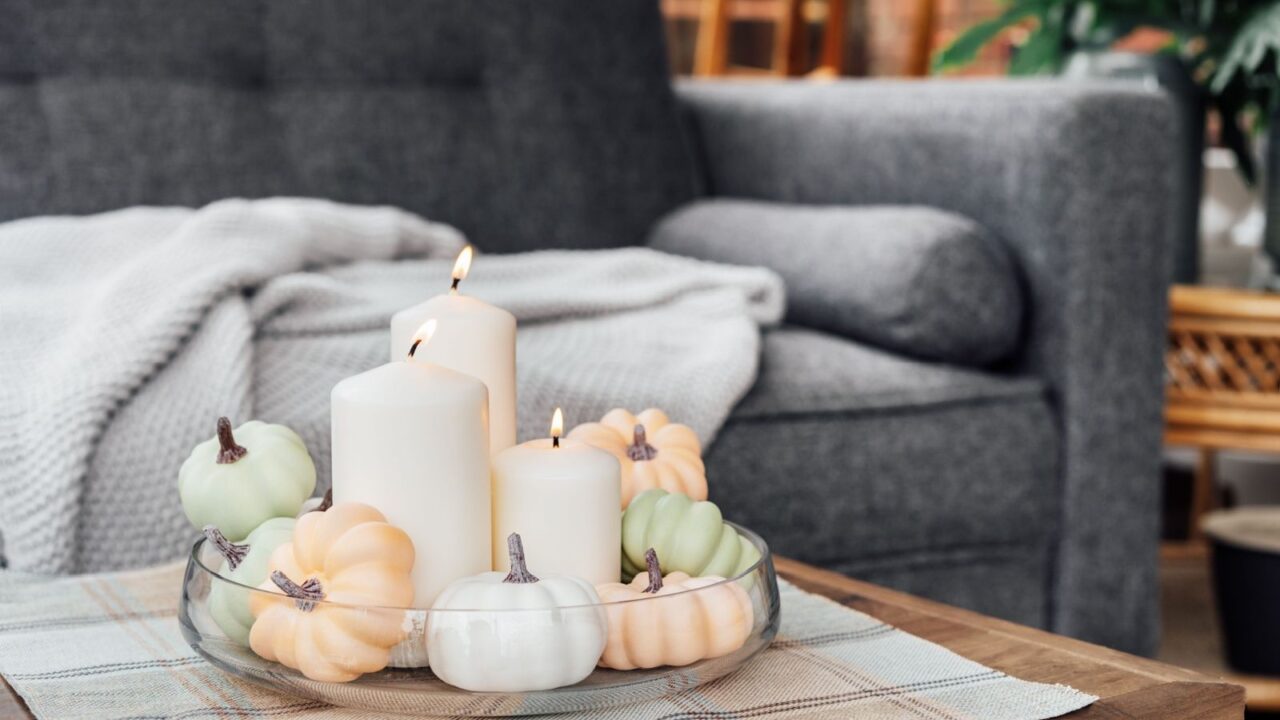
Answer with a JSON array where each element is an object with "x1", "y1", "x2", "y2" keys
[{"x1": 775, "y1": 556, "x2": 1246, "y2": 718}]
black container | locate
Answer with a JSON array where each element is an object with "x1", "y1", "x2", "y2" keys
[{"x1": 1205, "y1": 508, "x2": 1280, "y2": 675}]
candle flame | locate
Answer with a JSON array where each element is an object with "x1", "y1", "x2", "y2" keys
[
  {"x1": 451, "y1": 246, "x2": 473, "y2": 291},
  {"x1": 408, "y1": 319, "x2": 438, "y2": 359},
  {"x1": 550, "y1": 407, "x2": 564, "y2": 442}
]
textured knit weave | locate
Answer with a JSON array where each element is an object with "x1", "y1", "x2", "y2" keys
[
  {"x1": 0, "y1": 199, "x2": 784, "y2": 574},
  {"x1": 0, "y1": 562, "x2": 1096, "y2": 719}
]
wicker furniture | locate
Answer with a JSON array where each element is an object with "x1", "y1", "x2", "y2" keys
[{"x1": 1165, "y1": 284, "x2": 1280, "y2": 538}]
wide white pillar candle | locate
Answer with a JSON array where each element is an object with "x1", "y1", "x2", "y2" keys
[
  {"x1": 492, "y1": 408, "x2": 622, "y2": 585},
  {"x1": 390, "y1": 246, "x2": 517, "y2": 453},
  {"x1": 332, "y1": 320, "x2": 492, "y2": 608}
]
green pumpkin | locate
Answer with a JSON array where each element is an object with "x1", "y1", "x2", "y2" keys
[
  {"x1": 179, "y1": 417, "x2": 315, "y2": 541},
  {"x1": 207, "y1": 516, "x2": 296, "y2": 646},
  {"x1": 621, "y1": 489, "x2": 761, "y2": 581}
]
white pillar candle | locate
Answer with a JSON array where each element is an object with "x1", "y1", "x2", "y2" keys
[
  {"x1": 390, "y1": 246, "x2": 517, "y2": 453},
  {"x1": 332, "y1": 320, "x2": 492, "y2": 608},
  {"x1": 492, "y1": 408, "x2": 622, "y2": 585}
]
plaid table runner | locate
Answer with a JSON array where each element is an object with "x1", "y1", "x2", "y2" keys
[{"x1": 0, "y1": 563, "x2": 1095, "y2": 720}]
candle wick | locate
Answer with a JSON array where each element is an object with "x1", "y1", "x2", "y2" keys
[
  {"x1": 552, "y1": 436, "x2": 560, "y2": 448},
  {"x1": 450, "y1": 277, "x2": 461, "y2": 293},
  {"x1": 407, "y1": 338, "x2": 423, "y2": 359}
]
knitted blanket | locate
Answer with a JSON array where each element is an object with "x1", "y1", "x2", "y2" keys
[{"x1": 0, "y1": 199, "x2": 784, "y2": 575}]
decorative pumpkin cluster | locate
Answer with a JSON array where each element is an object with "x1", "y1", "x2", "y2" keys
[
  {"x1": 569, "y1": 408, "x2": 759, "y2": 673},
  {"x1": 180, "y1": 409, "x2": 763, "y2": 690},
  {"x1": 180, "y1": 417, "x2": 416, "y2": 682},
  {"x1": 179, "y1": 418, "x2": 317, "y2": 650}
]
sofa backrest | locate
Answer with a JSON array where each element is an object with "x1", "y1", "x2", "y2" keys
[{"x1": 0, "y1": 0, "x2": 699, "y2": 252}]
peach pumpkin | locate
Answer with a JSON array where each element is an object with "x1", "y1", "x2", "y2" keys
[
  {"x1": 595, "y1": 548, "x2": 753, "y2": 670},
  {"x1": 568, "y1": 408, "x2": 706, "y2": 508},
  {"x1": 249, "y1": 502, "x2": 415, "y2": 683}
]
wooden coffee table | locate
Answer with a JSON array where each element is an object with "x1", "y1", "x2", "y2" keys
[{"x1": 0, "y1": 557, "x2": 1244, "y2": 720}]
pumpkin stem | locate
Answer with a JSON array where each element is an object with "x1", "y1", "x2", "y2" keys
[
  {"x1": 203, "y1": 526, "x2": 248, "y2": 571},
  {"x1": 311, "y1": 488, "x2": 333, "y2": 513},
  {"x1": 627, "y1": 424, "x2": 658, "y2": 462},
  {"x1": 642, "y1": 548, "x2": 663, "y2": 593},
  {"x1": 215, "y1": 417, "x2": 248, "y2": 465},
  {"x1": 502, "y1": 533, "x2": 540, "y2": 584},
  {"x1": 271, "y1": 570, "x2": 325, "y2": 612}
]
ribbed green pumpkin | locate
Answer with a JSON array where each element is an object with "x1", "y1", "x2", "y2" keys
[
  {"x1": 208, "y1": 516, "x2": 297, "y2": 646},
  {"x1": 179, "y1": 418, "x2": 315, "y2": 542},
  {"x1": 621, "y1": 489, "x2": 760, "y2": 581}
]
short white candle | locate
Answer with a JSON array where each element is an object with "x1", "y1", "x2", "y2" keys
[
  {"x1": 491, "y1": 408, "x2": 622, "y2": 584},
  {"x1": 331, "y1": 321, "x2": 492, "y2": 608},
  {"x1": 390, "y1": 246, "x2": 517, "y2": 453}
]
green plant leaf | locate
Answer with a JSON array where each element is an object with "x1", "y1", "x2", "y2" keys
[
  {"x1": 1009, "y1": 26, "x2": 1067, "y2": 74},
  {"x1": 933, "y1": 0, "x2": 1053, "y2": 73},
  {"x1": 1211, "y1": 3, "x2": 1280, "y2": 94},
  {"x1": 1199, "y1": 0, "x2": 1214, "y2": 27}
]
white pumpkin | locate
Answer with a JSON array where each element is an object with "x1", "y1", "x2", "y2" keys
[
  {"x1": 179, "y1": 417, "x2": 316, "y2": 541},
  {"x1": 427, "y1": 534, "x2": 606, "y2": 692}
]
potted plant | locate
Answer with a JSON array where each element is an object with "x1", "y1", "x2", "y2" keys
[{"x1": 935, "y1": 1, "x2": 1280, "y2": 281}]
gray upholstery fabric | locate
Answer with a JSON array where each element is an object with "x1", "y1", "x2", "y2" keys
[
  {"x1": 0, "y1": 0, "x2": 1175, "y2": 656},
  {"x1": 679, "y1": 80, "x2": 1174, "y2": 654},
  {"x1": 712, "y1": 326, "x2": 1057, "y2": 627},
  {"x1": 649, "y1": 199, "x2": 1024, "y2": 365},
  {"x1": 0, "y1": 0, "x2": 698, "y2": 252}
]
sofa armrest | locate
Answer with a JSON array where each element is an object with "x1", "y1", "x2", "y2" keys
[{"x1": 676, "y1": 79, "x2": 1175, "y2": 654}]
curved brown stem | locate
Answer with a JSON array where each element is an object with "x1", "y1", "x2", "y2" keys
[
  {"x1": 270, "y1": 570, "x2": 325, "y2": 612},
  {"x1": 203, "y1": 526, "x2": 249, "y2": 571},
  {"x1": 642, "y1": 548, "x2": 663, "y2": 594},
  {"x1": 627, "y1": 424, "x2": 659, "y2": 462},
  {"x1": 502, "y1": 533, "x2": 540, "y2": 584},
  {"x1": 311, "y1": 488, "x2": 333, "y2": 513},
  {"x1": 215, "y1": 417, "x2": 248, "y2": 464}
]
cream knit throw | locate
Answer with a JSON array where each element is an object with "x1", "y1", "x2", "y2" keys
[{"x1": 0, "y1": 199, "x2": 784, "y2": 575}]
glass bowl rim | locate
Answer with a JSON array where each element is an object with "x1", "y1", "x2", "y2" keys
[{"x1": 190, "y1": 520, "x2": 771, "y2": 613}]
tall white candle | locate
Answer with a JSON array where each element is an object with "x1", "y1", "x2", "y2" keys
[
  {"x1": 491, "y1": 408, "x2": 622, "y2": 585},
  {"x1": 332, "y1": 320, "x2": 492, "y2": 608},
  {"x1": 390, "y1": 246, "x2": 517, "y2": 453}
]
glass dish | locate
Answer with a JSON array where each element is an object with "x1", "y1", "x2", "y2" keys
[{"x1": 179, "y1": 522, "x2": 780, "y2": 716}]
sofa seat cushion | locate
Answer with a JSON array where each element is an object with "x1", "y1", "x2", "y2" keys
[
  {"x1": 649, "y1": 200, "x2": 1023, "y2": 366},
  {"x1": 708, "y1": 326, "x2": 1058, "y2": 625}
]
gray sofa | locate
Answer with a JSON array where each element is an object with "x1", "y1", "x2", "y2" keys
[{"x1": 0, "y1": 0, "x2": 1173, "y2": 654}]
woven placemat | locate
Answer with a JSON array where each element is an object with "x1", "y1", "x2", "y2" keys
[{"x1": 0, "y1": 562, "x2": 1094, "y2": 719}]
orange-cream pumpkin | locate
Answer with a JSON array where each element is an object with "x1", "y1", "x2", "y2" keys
[
  {"x1": 249, "y1": 502, "x2": 415, "y2": 682},
  {"x1": 568, "y1": 408, "x2": 706, "y2": 508},
  {"x1": 595, "y1": 548, "x2": 752, "y2": 670}
]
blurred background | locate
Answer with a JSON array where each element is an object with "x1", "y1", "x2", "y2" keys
[{"x1": 661, "y1": 0, "x2": 1280, "y2": 715}]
